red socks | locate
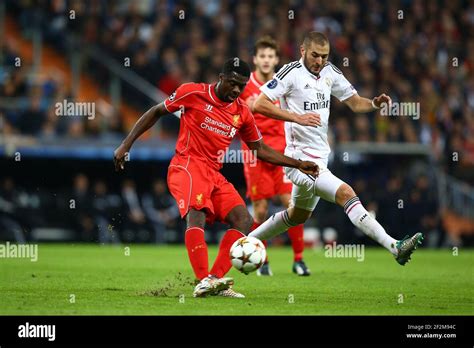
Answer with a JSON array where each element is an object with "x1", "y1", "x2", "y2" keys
[
  {"x1": 185, "y1": 227, "x2": 209, "y2": 280},
  {"x1": 250, "y1": 221, "x2": 261, "y2": 231},
  {"x1": 185, "y1": 222, "x2": 303, "y2": 280},
  {"x1": 288, "y1": 224, "x2": 304, "y2": 262},
  {"x1": 209, "y1": 229, "x2": 245, "y2": 278}
]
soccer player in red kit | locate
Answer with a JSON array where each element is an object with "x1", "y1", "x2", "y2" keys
[
  {"x1": 241, "y1": 37, "x2": 310, "y2": 276},
  {"x1": 114, "y1": 58, "x2": 318, "y2": 298}
]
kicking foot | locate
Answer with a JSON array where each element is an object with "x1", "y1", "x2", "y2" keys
[
  {"x1": 395, "y1": 232, "x2": 424, "y2": 266},
  {"x1": 193, "y1": 276, "x2": 234, "y2": 297}
]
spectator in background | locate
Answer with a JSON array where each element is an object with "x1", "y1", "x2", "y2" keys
[
  {"x1": 142, "y1": 178, "x2": 180, "y2": 244},
  {"x1": 0, "y1": 177, "x2": 26, "y2": 243},
  {"x1": 92, "y1": 180, "x2": 122, "y2": 244},
  {"x1": 71, "y1": 173, "x2": 95, "y2": 241},
  {"x1": 377, "y1": 174, "x2": 407, "y2": 240},
  {"x1": 414, "y1": 175, "x2": 445, "y2": 247},
  {"x1": 121, "y1": 179, "x2": 148, "y2": 241},
  {"x1": 18, "y1": 93, "x2": 47, "y2": 135}
]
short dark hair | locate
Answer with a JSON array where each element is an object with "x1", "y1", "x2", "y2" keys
[
  {"x1": 222, "y1": 57, "x2": 251, "y2": 78},
  {"x1": 303, "y1": 31, "x2": 329, "y2": 48},
  {"x1": 254, "y1": 36, "x2": 279, "y2": 56}
]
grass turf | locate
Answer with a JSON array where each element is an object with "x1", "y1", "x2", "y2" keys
[{"x1": 0, "y1": 244, "x2": 472, "y2": 315}]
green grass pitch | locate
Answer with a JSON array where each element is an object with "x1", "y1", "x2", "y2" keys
[{"x1": 1, "y1": 244, "x2": 472, "y2": 315}]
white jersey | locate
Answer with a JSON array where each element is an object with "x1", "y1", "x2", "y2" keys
[{"x1": 260, "y1": 58, "x2": 356, "y2": 161}]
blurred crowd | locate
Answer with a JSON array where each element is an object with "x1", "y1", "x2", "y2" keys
[
  {"x1": 1, "y1": 1, "x2": 472, "y2": 245},
  {"x1": 0, "y1": 164, "x2": 454, "y2": 246},
  {"x1": 0, "y1": 174, "x2": 185, "y2": 244},
  {"x1": 3, "y1": 0, "x2": 473, "y2": 179},
  {"x1": 0, "y1": 45, "x2": 126, "y2": 141}
]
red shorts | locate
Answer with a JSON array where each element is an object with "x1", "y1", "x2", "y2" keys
[
  {"x1": 243, "y1": 158, "x2": 293, "y2": 201},
  {"x1": 167, "y1": 155, "x2": 246, "y2": 224}
]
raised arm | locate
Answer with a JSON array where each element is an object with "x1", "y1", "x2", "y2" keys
[
  {"x1": 254, "y1": 93, "x2": 322, "y2": 127},
  {"x1": 114, "y1": 102, "x2": 169, "y2": 171},
  {"x1": 343, "y1": 93, "x2": 392, "y2": 113},
  {"x1": 246, "y1": 139, "x2": 319, "y2": 177}
]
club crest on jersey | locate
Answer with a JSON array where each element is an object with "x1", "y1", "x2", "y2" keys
[
  {"x1": 232, "y1": 114, "x2": 240, "y2": 126},
  {"x1": 251, "y1": 185, "x2": 257, "y2": 195},
  {"x1": 196, "y1": 193, "x2": 203, "y2": 205},
  {"x1": 325, "y1": 77, "x2": 332, "y2": 87},
  {"x1": 169, "y1": 91, "x2": 176, "y2": 101},
  {"x1": 267, "y1": 79, "x2": 278, "y2": 89}
]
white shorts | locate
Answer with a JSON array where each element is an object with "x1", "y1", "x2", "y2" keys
[{"x1": 284, "y1": 157, "x2": 345, "y2": 212}]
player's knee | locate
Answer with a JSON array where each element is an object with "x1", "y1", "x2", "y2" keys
[
  {"x1": 336, "y1": 183, "x2": 356, "y2": 207},
  {"x1": 186, "y1": 209, "x2": 206, "y2": 229},
  {"x1": 253, "y1": 200, "x2": 268, "y2": 223},
  {"x1": 226, "y1": 206, "x2": 253, "y2": 233},
  {"x1": 288, "y1": 207, "x2": 311, "y2": 225},
  {"x1": 232, "y1": 212, "x2": 253, "y2": 233}
]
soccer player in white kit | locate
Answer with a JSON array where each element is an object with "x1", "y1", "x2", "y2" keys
[{"x1": 249, "y1": 32, "x2": 423, "y2": 266}]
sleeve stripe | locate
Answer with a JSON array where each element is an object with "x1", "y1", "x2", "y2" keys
[
  {"x1": 276, "y1": 62, "x2": 301, "y2": 79},
  {"x1": 275, "y1": 63, "x2": 294, "y2": 79},
  {"x1": 278, "y1": 63, "x2": 301, "y2": 80},
  {"x1": 326, "y1": 62, "x2": 342, "y2": 74}
]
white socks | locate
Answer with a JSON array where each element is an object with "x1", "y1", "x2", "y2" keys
[
  {"x1": 344, "y1": 197, "x2": 398, "y2": 255},
  {"x1": 249, "y1": 196, "x2": 398, "y2": 256},
  {"x1": 249, "y1": 210, "x2": 297, "y2": 241}
]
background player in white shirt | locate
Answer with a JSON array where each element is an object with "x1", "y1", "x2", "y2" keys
[{"x1": 249, "y1": 32, "x2": 423, "y2": 266}]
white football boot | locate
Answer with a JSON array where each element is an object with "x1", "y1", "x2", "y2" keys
[
  {"x1": 193, "y1": 276, "x2": 234, "y2": 298},
  {"x1": 216, "y1": 286, "x2": 245, "y2": 298}
]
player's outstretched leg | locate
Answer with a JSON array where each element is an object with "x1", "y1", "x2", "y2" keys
[
  {"x1": 209, "y1": 228, "x2": 245, "y2": 278},
  {"x1": 336, "y1": 183, "x2": 423, "y2": 265},
  {"x1": 208, "y1": 205, "x2": 252, "y2": 298},
  {"x1": 185, "y1": 210, "x2": 233, "y2": 298},
  {"x1": 251, "y1": 200, "x2": 273, "y2": 276},
  {"x1": 249, "y1": 206, "x2": 310, "y2": 240}
]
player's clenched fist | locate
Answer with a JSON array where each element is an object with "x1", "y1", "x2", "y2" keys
[
  {"x1": 372, "y1": 93, "x2": 392, "y2": 109},
  {"x1": 298, "y1": 160, "x2": 319, "y2": 177},
  {"x1": 113, "y1": 143, "x2": 130, "y2": 171}
]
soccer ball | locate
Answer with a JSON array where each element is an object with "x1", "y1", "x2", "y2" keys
[{"x1": 229, "y1": 236, "x2": 266, "y2": 274}]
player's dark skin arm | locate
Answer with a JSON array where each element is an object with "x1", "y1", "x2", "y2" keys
[
  {"x1": 246, "y1": 140, "x2": 319, "y2": 177},
  {"x1": 114, "y1": 103, "x2": 169, "y2": 171}
]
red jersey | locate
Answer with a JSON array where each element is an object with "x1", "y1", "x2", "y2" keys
[
  {"x1": 240, "y1": 71, "x2": 286, "y2": 152},
  {"x1": 164, "y1": 82, "x2": 262, "y2": 170}
]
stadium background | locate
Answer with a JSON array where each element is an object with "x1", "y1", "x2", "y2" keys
[{"x1": 1, "y1": 0, "x2": 473, "y2": 250}]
